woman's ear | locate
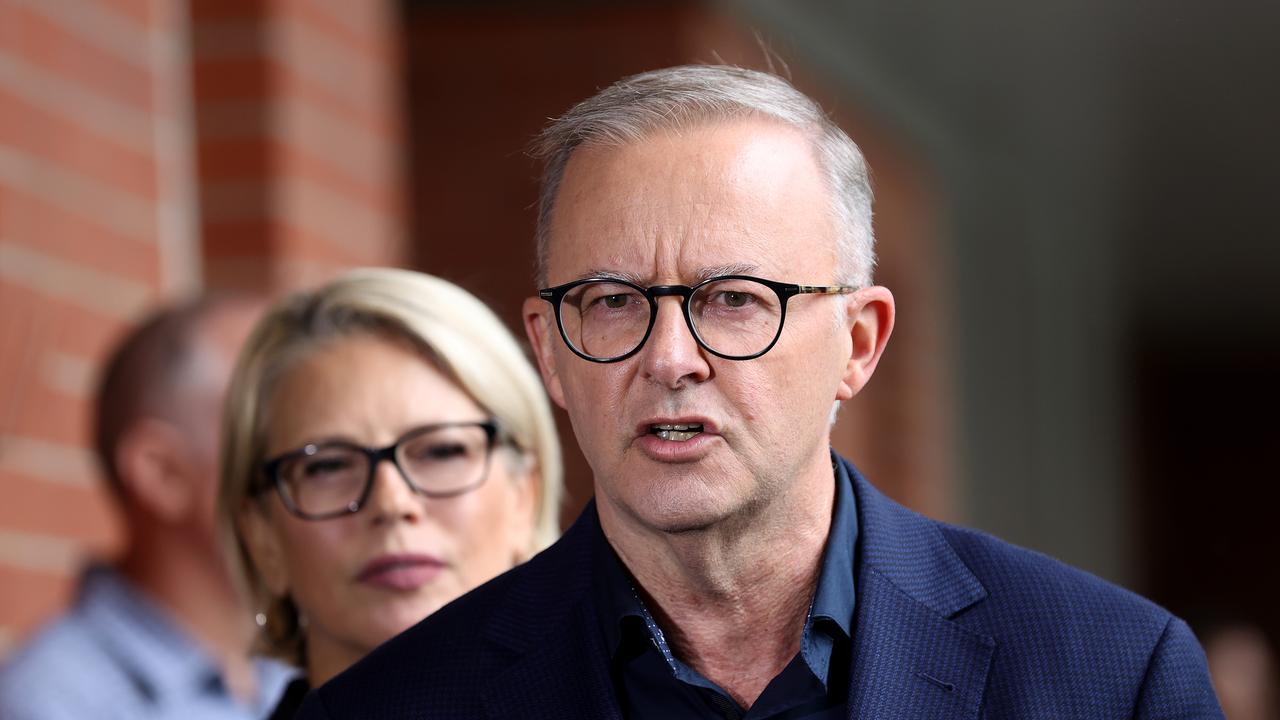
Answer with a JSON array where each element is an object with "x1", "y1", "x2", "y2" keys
[
  {"x1": 237, "y1": 502, "x2": 290, "y2": 597},
  {"x1": 507, "y1": 454, "x2": 540, "y2": 564}
]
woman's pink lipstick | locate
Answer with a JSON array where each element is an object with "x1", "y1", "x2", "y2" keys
[{"x1": 356, "y1": 553, "x2": 444, "y2": 591}]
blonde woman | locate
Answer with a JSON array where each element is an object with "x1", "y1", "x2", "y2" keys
[{"x1": 218, "y1": 269, "x2": 562, "y2": 718}]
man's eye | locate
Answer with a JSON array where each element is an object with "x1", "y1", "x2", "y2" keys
[
  {"x1": 586, "y1": 292, "x2": 638, "y2": 310},
  {"x1": 713, "y1": 290, "x2": 757, "y2": 308}
]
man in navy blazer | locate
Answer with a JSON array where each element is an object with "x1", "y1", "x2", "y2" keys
[{"x1": 299, "y1": 66, "x2": 1221, "y2": 718}]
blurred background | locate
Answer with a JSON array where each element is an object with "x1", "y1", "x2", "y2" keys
[{"x1": 1, "y1": 0, "x2": 1277, "y2": 699}]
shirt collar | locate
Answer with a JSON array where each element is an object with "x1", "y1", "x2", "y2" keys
[
  {"x1": 594, "y1": 451, "x2": 859, "y2": 666},
  {"x1": 809, "y1": 454, "x2": 857, "y2": 639}
]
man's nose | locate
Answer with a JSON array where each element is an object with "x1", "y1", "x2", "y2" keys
[
  {"x1": 638, "y1": 296, "x2": 711, "y2": 388},
  {"x1": 364, "y1": 457, "x2": 424, "y2": 526}
]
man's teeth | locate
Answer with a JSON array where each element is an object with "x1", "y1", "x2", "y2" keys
[{"x1": 651, "y1": 424, "x2": 703, "y2": 442}]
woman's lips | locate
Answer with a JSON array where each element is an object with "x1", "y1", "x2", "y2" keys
[{"x1": 356, "y1": 553, "x2": 445, "y2": 591}]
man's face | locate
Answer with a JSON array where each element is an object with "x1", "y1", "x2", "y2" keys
[{"x1": 525, "y1": 118, "x2": 882, "y2": 535}]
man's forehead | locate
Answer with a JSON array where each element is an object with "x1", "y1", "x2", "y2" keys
[
  {"x1": 575, "y1": 262, "x2": 763, "y2": 286},
  {"x1": 542, "y1": 118, "x2": 836, "y2": 285},
  {"x1": 563, "y1": 119, "x2": 815, "y2": 184}
]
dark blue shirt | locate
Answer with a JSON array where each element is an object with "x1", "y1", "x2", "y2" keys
[{"x1": 595, "y1": 456, "x2": 858, "y2": 720}]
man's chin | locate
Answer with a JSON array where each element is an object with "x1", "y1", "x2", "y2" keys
[{"x1": 611, "y1": 485, "x2": 752, "y2": 537}]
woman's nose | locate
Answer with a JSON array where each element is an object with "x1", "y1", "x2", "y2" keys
[{"x1": 363, "y1": 457, "x2": 424, "y2": 525}]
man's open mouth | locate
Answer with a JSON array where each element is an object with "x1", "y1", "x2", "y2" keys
[{"x1": 649, "y1": 423, "x2": 704, "y2": 442}]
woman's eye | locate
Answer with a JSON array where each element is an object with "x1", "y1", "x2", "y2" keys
[
  {"x1": 407, "y1": 442, "x2": 470, "y2": 463},
  {"x1": 302, "y1": 457, "x2": 353, "y2": 478},
  {"x1": 427, "y1": 443, "x2": 468, "y2": 460}
]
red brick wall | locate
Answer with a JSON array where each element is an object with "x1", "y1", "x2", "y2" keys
[
  {"x1": 191, "y1": 0, "x2": 406, "y2": 292},
  {"x1": 0, "y1": 0, "x2": 180, "y2": 657},
  {"x1": 0, "y1": 0, "x2": 405, "y2": 658}
]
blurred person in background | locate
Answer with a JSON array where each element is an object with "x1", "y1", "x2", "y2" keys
[
  {"x1": 0, "y1": 296, "x2": 291, "y2": 720},
  {"x1": 1203, "y1": 623, "x2": 1278, "y2": 720},
  {"x1": 218, "y1": 268, "x2": 562, "y2": 718}
]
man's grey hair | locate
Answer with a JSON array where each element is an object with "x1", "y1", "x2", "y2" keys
[{"x1": 531, "y1": 64, "x2": 875, "y2": 288}]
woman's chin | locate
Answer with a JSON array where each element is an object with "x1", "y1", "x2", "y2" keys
[{"x1": 365, "y1": 595, "x2": 448, "y2": 640}]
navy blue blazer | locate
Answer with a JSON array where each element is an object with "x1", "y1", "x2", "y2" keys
[{"x1": 299, "y1": 455, "x2": 1222, "y2": 719}]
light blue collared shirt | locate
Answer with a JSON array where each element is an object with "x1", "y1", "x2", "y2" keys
[{"x1": 0, "y1": 565, "x2": 293, "y2": 720}]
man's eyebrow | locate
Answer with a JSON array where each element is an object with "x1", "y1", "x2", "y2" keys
[
  {"x1": 575, "y1": 263, "x2": 761, "y2": 285},
  {"x1": 695, "y1": 263, "x2": 759, "y2": 282},
  {"x1": 579, "y1": 268, "x2": 646, "y2": 284}
]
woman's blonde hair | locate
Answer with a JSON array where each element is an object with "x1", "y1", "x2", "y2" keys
[{"x1": 217, "y1": 268, "x2": 563, "y2": 665}]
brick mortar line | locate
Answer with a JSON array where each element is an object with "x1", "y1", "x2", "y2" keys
[
  {"x1": 0, "y1": 435, "x2": 99, "y2": 488},
  {"x1": 0, "y1": 529, "x2": 82, "y2": 575},
  {"x1": 0, "y1": 242, "x2": 153, "y2": 321},
  {"x1": 21, "y1": 0, "x2": 156, "y2": 71},
  {"x1": 0, "y1": 53, "x2": 155, "y2": 155},
  {"x1": 0, "y1": 146, "x2": 158, "y2": 244}
]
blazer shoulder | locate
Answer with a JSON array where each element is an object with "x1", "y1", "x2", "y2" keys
[
  {"x1": 936, "y1": 523, "x2": 1221, "y2": 715},
  {"x1": 939, "y1": 522, "x2": 1170, "y2": 628},
  {"x1": 306, "y1": 562, "x2": 530, "y2": 718},
  {"x1": 308, "y1": 508, "x2": 600, "y2": 717}
]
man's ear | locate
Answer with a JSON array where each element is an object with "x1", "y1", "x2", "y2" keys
[
  {"x1": 836, "y1": 286, "x2": 895, "y2": 401},
  {"x1": 522, "y1": 296, "x2": 566, "y2": 409},
  {"x1": 237, "y1": 503, "x2": 290, "y2": 597},
  {"x1": 114, "y1": 419, "x2": 197, "y2": 523}
]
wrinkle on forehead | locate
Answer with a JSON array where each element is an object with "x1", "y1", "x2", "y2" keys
[
  {"x1": 577, "y1": 262, "x2": 761, "y2": 286},
  {"x1": 546, "y1": 119, "x2": 837, "y2": 286}
]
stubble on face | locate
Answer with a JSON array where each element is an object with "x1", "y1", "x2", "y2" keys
[{"x1": 535, "y1": 118, "x2": 855, "y2": 544}]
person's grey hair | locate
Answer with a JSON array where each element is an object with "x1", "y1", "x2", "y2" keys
[{"x1": 531, "y1": 64, "x2": 875, "y2": 288}]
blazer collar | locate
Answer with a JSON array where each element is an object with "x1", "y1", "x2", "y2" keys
[
  {"x1": 843, "y1": 456, "x2": 995, "y2": 718},
  {"x1": 479, "y1": 456, "x2": 995, "y2": 719}
]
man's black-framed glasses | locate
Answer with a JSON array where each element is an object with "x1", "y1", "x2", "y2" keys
[
  {"x1": 538, "y1": 275, "x2": 856, "y2": 363},
  {"x1": 255, "y1": 420, "x2": 502, "y2": 520}
]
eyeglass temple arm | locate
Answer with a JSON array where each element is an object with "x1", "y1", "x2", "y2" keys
[{"x1": 794, "y1": 285, "x2": 857, "y2": 295}]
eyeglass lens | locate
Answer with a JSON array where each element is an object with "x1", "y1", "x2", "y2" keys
[
  {"x1": 276, "y1": 424, "x2": 493, "y2": 517},
  {"x1": 558, "y1": 278, "x2": 783, "y2": 360}
]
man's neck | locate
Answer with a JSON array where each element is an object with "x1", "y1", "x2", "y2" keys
[
  {"x1": 599, "y1": 454, "x2": 837, "y2": 709},
  {"x1": 118, "y1": 531, "x2": 259, "y2": 702}
]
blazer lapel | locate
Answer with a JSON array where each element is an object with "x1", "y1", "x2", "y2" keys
[
  {"x1": 847, "y1": 571, "x2": 994, "y2": 718},
  {"x1": 843, "y1": 459, "x2": 996, "y2": 719},
  {"x1": 477, "y1": 463, "x2": 995, "y2": 719}
]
